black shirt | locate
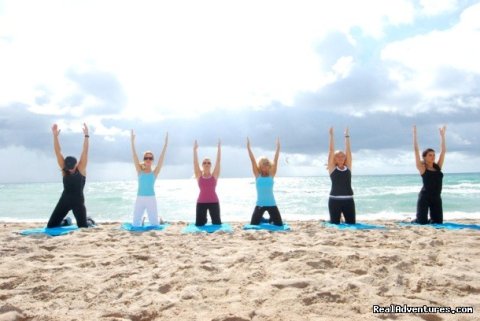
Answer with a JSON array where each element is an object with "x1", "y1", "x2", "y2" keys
[{"x1": 329, "y1": 167, "x2": 354, "y2": 196}]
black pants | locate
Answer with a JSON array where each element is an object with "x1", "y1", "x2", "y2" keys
[
  {"x1": 196, "y1": 203, "x2": 221, "y2": 226},
  {"x1": 328, "y1": 198, "x2": 356, "y2": 224},
  {"x1": 250, "y1": 206, "x2": 283, "y2": 226},
  {"x1": 47, "y1": 194, "x2": 88, "y2": 228},
  {"x1": 415, "y1": 193, "x2": 443, "y2": 224}
]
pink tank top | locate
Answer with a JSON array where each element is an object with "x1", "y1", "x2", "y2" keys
[{"x1": 197, "y1": 176, "x2": 219, "y2": 203}]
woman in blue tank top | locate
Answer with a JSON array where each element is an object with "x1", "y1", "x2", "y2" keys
[
  {"x1": 247, "y1": 137, "x2": 283, "y2": 226},
  {"x1": 412, "y1": 125, "x2": 446, "y2": 224},
  {"x1": 130, "y1": 130, "x2": 168, "y2": 227},
  {"x1": 327, "y1": 127, "x2": 355, "y2": 224}
]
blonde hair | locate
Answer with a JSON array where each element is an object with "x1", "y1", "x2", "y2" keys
[
  {"x1": 140, "y1": 151, "x2": 154, "y2": 171},
  {"x1": 257, "y1": 156, "x2": 271, "y2": 168},
  {"x1": 334, "y1": 150, "x2": 345, "y2": 157}
]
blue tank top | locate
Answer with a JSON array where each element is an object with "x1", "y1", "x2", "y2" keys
[
  {"x1": 256, "y1": 176, "x2": 276, "y2": 206},
  {"x1": 138, "y1": 172, "x2": 156, "y2": 196}
]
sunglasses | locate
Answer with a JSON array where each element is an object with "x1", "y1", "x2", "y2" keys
[
  {"x1": 144, "y1": 157, "x2": 154, "y2": 161},
  {"x1": 202, "y1": 161, "x2": 211, "y2": 165}
]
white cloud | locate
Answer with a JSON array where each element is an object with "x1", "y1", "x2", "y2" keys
[
  {"x1": 0, "y1": 0, "x2": 419, "y2": 119},
  {"x1": 420, "y1": 0, "x2": 458, "y2": 16},
  {"x1": 381, "y1": 3, "x2": 480, "y2": 105},
  {"x1": 332, "y1": 56, "x2": 354, "y2": 79}
]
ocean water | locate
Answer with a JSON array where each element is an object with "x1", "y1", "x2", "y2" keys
[{"x1": 0, "y1": 173, "x2": 479, "y2": 223}]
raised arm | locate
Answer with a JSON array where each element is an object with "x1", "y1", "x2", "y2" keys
[
  {"x1": 437, "y1": 125, "x2": 446, "y2": 169},
  {"x1": 327, "y1": 127, "x2": 336, "y2": 174},
  {"x1": 247, "y1": 137, "x2": 259, "y2": 177},
  {"x1": 344, "y1": 127, "x2": 352, "y2": 171},
  {"x1": 212, "y1": 139, "x2": 221, "y2": 179},
  {"x1": 154, "y1": 132, "x2": 168, "y2": 178},
  {"x1": 413, "y1": 125, "x2": 424, "y2": 174},
  {"x1": 193, "y1": 140, "x2": 202, "y2": 179},
  {"x1": 77, "y1": 123, "x2": 89, "y2": 176},
  {"x1": 270, "y1": 137, "x2": 280, "y2": 177},
  {"x1": 52, "y1": 124, "x2": 65, "y2": 170},
  {"x1": 131, "y1": 129, "x2": 141, "y2": 173}
]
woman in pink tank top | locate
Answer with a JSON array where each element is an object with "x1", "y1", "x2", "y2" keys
[{"x1": 193, "y1": 140, "x2": 222, "y2": 226}]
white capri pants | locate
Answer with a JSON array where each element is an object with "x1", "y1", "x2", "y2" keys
[{"x1": 133, "y1": 196, "x2": 160, "y2": 227}]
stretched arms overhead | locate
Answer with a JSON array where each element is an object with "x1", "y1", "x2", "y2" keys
[
  {"x1": 131, "y1": 129, "x2": 142, "y2": 174},
  {"x1": 153, "y1": 132, "x2": 168, "y2": 178},
  {"x1": 52, "y1": 124, "x2": 65, "y2": 170},
  {"x1": 193, "y1": 140, "x2": 202, "y2": 179},
  {"x1": 212, "y1": 140, "x2": 221, "y2": 179},
  {"x1": 52, "y1": 123, "x2": 89, "y2": 176},
  {"x1": 77, "y1": 123, "x2": 89, "y2": 176},
  {"x1": 437, "y1": 126, "x2": 447, "y2": 169},
  {"x1": 247, "y1": 137, "x2": 260, "y2": 178},
  {"x1": 327, "y1": 127, "x2": 352, "y2": 174},
  {"x1": 327, "y1": 127, "x2": 336, "y2": 174},
  {"x1": 270, "y1": 138, "x2": 280, "y2": 177},
  {"x1": 344, "y1": 127, "x2": 352, "y2": 171},
  {"x1": 413, "y1": 125, "x2": 425, "y2": 175}
]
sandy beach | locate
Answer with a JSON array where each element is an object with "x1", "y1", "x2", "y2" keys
[{"x1": 1, "y1": 220, "x2": 479, "y2": 321}]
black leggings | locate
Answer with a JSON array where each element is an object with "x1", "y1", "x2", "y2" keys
[
  {"x1": 47, "y1": 194, "x2": 88, "y2": 228},
  {"x1": 250, "y1": 206, "x2": 283, "y2": 226},
  {"x1": 196, "y1": 203, "x2": 221, "y2": 226},
  {"x1": 328, "y1": 198, "x2": 356, "y2": 224},
  {"x1": 415, "y1": 194, "x2": 443, "y2": 224}
]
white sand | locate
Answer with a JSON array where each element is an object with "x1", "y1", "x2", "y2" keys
[{"x1": 1, "y1": 220, "x2": 479, "y2": 321}]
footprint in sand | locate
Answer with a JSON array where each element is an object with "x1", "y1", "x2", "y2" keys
[
  {"x1": 0, "y1": 304, "x2": 25, "y2": 321},
  {"x1": 0, "y1": 277, "x2": 26, "y2": 290},
  {"x1": 306, "y1": 259, "x2": 334, "y2": 269},
  {"x1": 27, "y1": 253, "x2": 55, "y2": 262},
  {"x1": 158, "y1": 283, "x2": 172, "y2": 294}
]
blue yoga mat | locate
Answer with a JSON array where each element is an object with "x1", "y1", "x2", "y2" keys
[
  {"x1": 243, "y1": 222, "x2": 291, "y2": 232},
  {"x1": 19, "y1": 225, "x2": 79, "y2": 236},
  {"x1": 120, "y1": 223, "x2": 170, "y2": 232},
  {"x1": 182, "y1": 223, "x2": 233, "y2": 234},
  {"x1": 398, "y1": 222, "x2": 480, "y2": 230},
  {"x1": 322, "y1": 222, "x2": 387, "y2": 230}
]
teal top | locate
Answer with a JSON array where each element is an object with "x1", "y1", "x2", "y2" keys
[
  {"x1": 138, "y1": 172, "x2": 156, "y2": 196},
  {"x1": 256, "y1": 176, "x2": 276, "y2": 206}
]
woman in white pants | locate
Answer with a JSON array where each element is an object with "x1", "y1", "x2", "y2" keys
[{"x1": 130, "y1": 130, "x2": 168, "y2": 227}]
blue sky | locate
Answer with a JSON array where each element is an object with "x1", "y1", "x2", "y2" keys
[{"x1": 1, "y1": 0, "x2": 479, "y2": 182}]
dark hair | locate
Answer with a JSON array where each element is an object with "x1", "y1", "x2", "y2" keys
[
  {"x1": 63, "y1": 156, "x2": 77, "y2": 174},
  {"x1": 421, "y1": 149, "x2": 441, "y2": 170},
  {"x1": 422, "y1": 148, "x2": 435, "y2": 158}
]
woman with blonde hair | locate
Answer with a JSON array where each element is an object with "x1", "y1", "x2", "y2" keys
[
  {"x1": 193, "y1": 140, "x2": 222, "y2": 226},
  {"x1": 327, "y1": 127, "x2": 355, "y2": 224},
  {"x1": 413, "y1": 125, "x2": 446, "y2": 224},
  {"x1": 247, "y1": 137, "x2": 283, "y2": 226},
  {"x1": 130, "y1": 130, "x2": 168, "y2": 227}
]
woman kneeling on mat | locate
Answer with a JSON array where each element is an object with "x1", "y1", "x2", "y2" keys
[
  {"x1": 47, "y1": 123, "x2": 92, "y2": 228},
  {"x1": 327, "y1": 127, "x2": 355, "y2": 224},
  {"x1": 247, "y1": 137, "x2": 283, "y2": 226},
  {"x1": 193, "y1": 140, "x2": 222, "y2": 226},
  {"x1": 130, "y1": 130, "x2": 168, "y2": 227},
  {"x1": 413, "y1": 125, "x2": 446, "y2": 224}
]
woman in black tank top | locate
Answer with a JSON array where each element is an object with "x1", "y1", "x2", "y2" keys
[
  {"x1": 327, "y1": 127, "x2": 355, "y2": 224},
  {"x1": 412, "y1": 125, "x2": 447, "y2": 224},
  {"x1": 47, "y1": 123, "x2": 91, "y2": 228}
]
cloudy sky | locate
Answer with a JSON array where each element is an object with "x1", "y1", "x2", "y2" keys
[{"x1": 1, "y1": 0, "x2": 479, "y2": 183}]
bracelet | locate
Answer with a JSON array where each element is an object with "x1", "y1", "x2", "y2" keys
[
  {"x1": 345, "y1": 135, "x2": 350, "y2": 138},
  {"x1": 85, "y1": 135, "x2": 90, "y2": 138}
]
